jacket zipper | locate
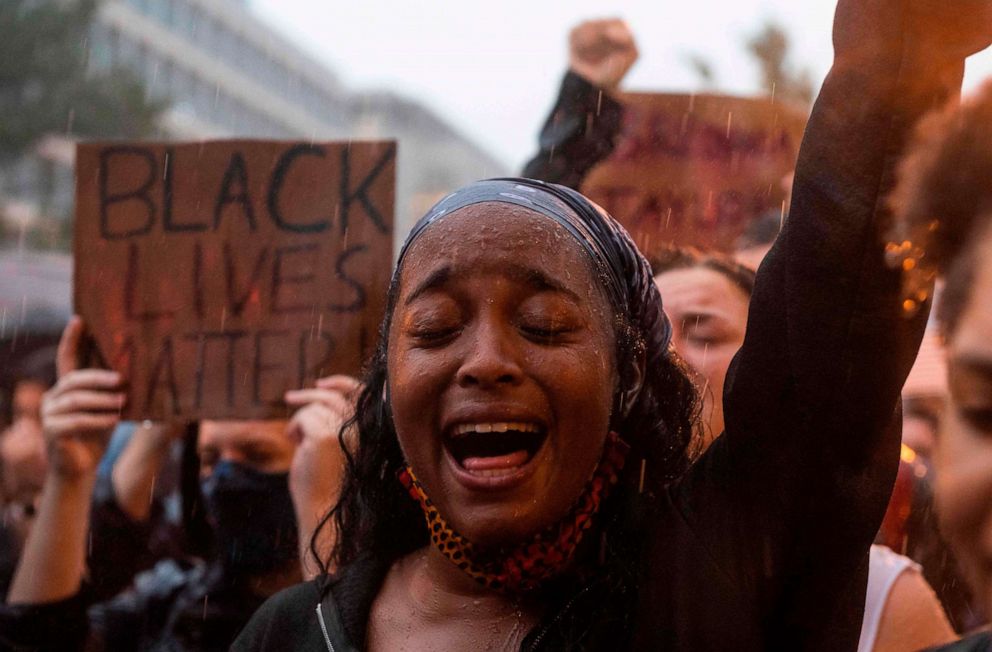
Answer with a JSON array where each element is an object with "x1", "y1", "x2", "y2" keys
[{"x1": 315, "y1": 602, "x2": 336, "y2": 652}]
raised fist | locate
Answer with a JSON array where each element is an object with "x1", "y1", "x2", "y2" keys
[{"x1": 568, "y1": 19, "x2": 639, "y2": 91}]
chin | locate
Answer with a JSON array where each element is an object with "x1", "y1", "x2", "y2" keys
[{"x1": 451, "y1": 502, "x2": 549, "y2": 549}]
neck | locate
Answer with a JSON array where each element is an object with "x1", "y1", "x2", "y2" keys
[{"x1": 401, "y1": 545, "x2": 537, "y2": 623}]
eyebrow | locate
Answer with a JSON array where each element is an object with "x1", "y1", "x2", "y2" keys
[
  {"x1": 403, "y1": 263, "x2": 582, "y2": 306},
  {"x1": 405, "y1": 266, "x2": 452, "y2": 306}
]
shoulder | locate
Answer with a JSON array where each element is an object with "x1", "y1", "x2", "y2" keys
[
  {"x1": 872, "y1": 560, "x2": 956, "y2": 652},
  {"x1": 232, "y1": 579, "x2": 328, "y2": 651}
]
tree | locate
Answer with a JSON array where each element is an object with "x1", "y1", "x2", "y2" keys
[
  {"x1": 746, "y1": 22, "x2": 815, "y2": 108},
  {"x1": 0, "y1": 0, "x2": 164, "y2": 163},
  {"x1": 682, "y1": 20, "x2": 814, "y2": 110}
]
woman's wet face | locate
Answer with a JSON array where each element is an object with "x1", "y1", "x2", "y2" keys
[
  {"x1": 387, "y1": 203, "x2": 617, "y2": 546},
  {"x1": 653, "y1": 267, "x2": 749, "y2": 445},
  {"x1": 935, "y1": 227, "x2": 992, "y2": 612}
]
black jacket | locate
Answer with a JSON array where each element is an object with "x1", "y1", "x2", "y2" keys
[
  {"x1": 233, "y1": 0, "x2": 965, "y2": 650},
  {"x1": 0, "y1": 478, "x2": 263, "y2": 652}
]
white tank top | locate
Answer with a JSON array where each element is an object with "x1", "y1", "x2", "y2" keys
[{"x1": 857, "y1": 544, "x2": 919, "y2": 652}]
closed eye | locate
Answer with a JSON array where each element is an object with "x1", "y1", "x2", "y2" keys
[{"x1": 960, "y1": 407, "x2": 992, "y2": 433}]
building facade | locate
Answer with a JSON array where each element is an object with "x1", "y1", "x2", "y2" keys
[{"x1": 3, "y1": 0, "x2": 507, "y2": 248}]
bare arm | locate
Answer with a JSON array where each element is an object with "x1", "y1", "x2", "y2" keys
[
  {"x1": 872, "y1": 568, "x2": 956, "y2": 652},
  {"x1": 7, "y1": 317, "x2": 123, "y2": 604},
  {"x1": 111, "y1": 422, "x2": 181, "y2": 522}
]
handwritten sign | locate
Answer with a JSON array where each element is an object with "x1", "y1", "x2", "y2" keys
[
  {"x1": 75, "y1": 140, "x2": 395, "y2": 420},
  {"x1": 581, "y1": 93, "x2": 806, "y2": 256}
]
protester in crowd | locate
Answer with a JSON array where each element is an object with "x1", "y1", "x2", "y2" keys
[
  {"x1": 652, "y1": 246, "x2": 955, "y2": 648},
  {"x1": 235, "y1": 5, "x2": 992, "y2": 649},
  {"x1": 522, "y1": 19, "x2": 791, "y2": 275},
  {"x1": 521, "y1": 18, "x2": 633, "y2": 189},
  {"x1": 859, "y1": 544, "x2": 955, "y2": 652},
  {"x1": 884, "y1": 79, "x2": 992, "y2": 652},
  {"x1": 0, "y1": 317, "x2": 357, "y2": 651},
  {"x1": 650, "y1": 248, "x2": 753, "y2": 448},
  {"x1": 0, "y1": 346, "x2": 55, "y2": 598}
]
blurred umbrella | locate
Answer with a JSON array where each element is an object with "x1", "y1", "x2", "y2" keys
[{"x1": 0, "y1": 249, "x2": 71, "y2": 398}]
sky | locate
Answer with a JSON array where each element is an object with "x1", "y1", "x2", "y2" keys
[{"x1": 251, "y1": 0, "x2": 992, "y2": 171}]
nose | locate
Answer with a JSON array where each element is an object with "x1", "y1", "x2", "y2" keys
[{"x1": 456, "y1": 318, "x2": 524, "y2": 389}]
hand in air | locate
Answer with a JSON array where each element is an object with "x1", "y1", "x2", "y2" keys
[
  {"x1": 284, "y1": 375, "x2": 362, "y2": 511},
  {"x1": 568, "y1": 18, "x2": 639, "y2": 91},
  {"x1": 41, "y1": 316, "x2": 124, "y2": 482}
]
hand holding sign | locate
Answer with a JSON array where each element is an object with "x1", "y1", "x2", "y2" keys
[
  {"x1": 285, "y1": 374, "x2": 361, "y2": 577},
  {"x1": 41, "y1": 317, "x2": 124, "y2": 482},
  {"x1": 284, "y1": 374, "x2": 360, "y2": 511},
  {"x1": 569, "y1": 19, "x2": 639, "y2": 91}
]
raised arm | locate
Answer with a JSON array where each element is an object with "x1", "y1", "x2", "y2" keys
[
  {"x1": 84, "y1": 422, "x2": 185, "y2": 602},
  {"x1": 663, "y1": 0, "x2": 992, "y2": 647},
  {"x1": 0, "y1": 318, "x2": 123, "y2": 649},
  {"x1": 7, "y1": 318, "x2": 123, "y2": 605},
  {"x1": 521, "y1": 19, "x2": 634, "y2": 188}
]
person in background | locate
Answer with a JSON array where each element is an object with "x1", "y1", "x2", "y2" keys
[
  {"x1": 0, "y1": 346, "x2": 55, "y2": 598},
  {"x1": 0, "y1": 317, "x2": 357, "y2": 651},
  {"x1": 885, "y1": 79, "x2": 992, "y2": 651},
  {"x1": 650, "y1": 248, "x2": 753, "y2": 448},
  {"x1": 653, "y1": 246, "x2": 955, "y2": 650},
  {"x1": 521, "y1": 18, "x2": 635, "y2": 188}
]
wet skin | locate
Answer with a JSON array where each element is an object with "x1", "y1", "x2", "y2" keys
[
  {"x1": 654, "y1": 267, "x2": 749, "y2": 446},
  {"x1": 935, "y1": 225, "x2": 992, "y2": 615},
  {"x1": 387, "y1": 202, "x2": 618, "y2": 547}
]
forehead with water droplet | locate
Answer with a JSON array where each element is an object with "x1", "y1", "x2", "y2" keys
[{"x1": 396, "y1": 202, "x2": 612, "y2": 308}]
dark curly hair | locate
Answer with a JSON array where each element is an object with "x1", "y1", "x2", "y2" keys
[
  {"x1": 889, "y1": 81, "x2": 992, "y2": 336},
  {"x1": 309, "y1": 200, "x2": 702, "y2": 634}
]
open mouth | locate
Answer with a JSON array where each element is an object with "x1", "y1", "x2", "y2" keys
[{"x1": 444, "y1": 422, "x2": 548, "y2": 480}]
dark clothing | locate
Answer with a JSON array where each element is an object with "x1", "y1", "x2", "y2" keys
[
  {"x1": 520, "y1": 71, "x2": 622, "y2": 190},
  {"x1": 0, "y1": 479, "x2": 260, "y2": 652},
  {"x1": 929, "y1": 632, "x2": 992, "y2": 652},
  {"x1": 0, "y1": 560, "x2": 265, "y2": 652},
  {"x1": 235, "y1": 2, "x2": 964, "y2": 650}
]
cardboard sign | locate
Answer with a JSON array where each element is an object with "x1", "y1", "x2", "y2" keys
[
  {"x1": 581, "y1": 93, "x2": 807, "y2": 257},
  {"x1": 75, "y1": 140, "x2": 395, "y2": 420}
]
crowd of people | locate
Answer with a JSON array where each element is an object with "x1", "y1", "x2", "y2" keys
[{"x1": 2, "y1": 0, "x2": 992, "y2": 650}]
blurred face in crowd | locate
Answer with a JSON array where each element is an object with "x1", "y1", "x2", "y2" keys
[
  {"x1": 387, "y1": 204, "x2": 617, "y2": 547},
  {"x1": 11, "y1": 380, "x2": 45, "y2": 425},
  {"x1": 197, "y1": 419, "x2": 294, "y2": 477},
  {"x1": 934, "y1": 226, "x2": 992, "y2": 613},
  {"x1": 0, "y1": 379, "x2": 50, "y2": 536},
  {"x1": 654, "y1": 267, "x2": 749, "y2": 446},
  {"x1": 903, "y1": 412, "x2": 938, "y2": 461}
]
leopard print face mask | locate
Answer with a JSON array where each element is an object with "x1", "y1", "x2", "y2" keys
[{"x1": 398, "y1": 432, "x2": 629, "y2": 593}]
